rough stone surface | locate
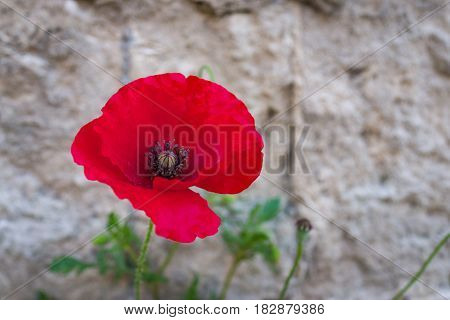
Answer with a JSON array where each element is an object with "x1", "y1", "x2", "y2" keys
[{"x1": 0, "y1": 0, "x2": 449, "y2": 299}]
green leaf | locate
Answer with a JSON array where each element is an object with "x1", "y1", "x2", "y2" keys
[
  {"x1": 142, "y1": 271, "x2": 167, "y2": 283},
  {"x1": 248, "y1": 204, "x2": 261, "y2": 223},
  {"x1": 49, "y1": 256, "x2": 93, "y2": 275},
  {"x1": 96, "y1": 249, "x2": 108, "y2": 275},
  {"x1": 120, "y1": 224, "x2": 140, "y2": 248},
  {"x1": 92, "y1": 233, "x2": 110, "y2": 246},
  {"x1": 255, "y1": 242, "x2": 280, "y2": 266},
  {"x1": 254, "y1": 198, "x2": 280, "y2": 224},
  {"x1": 221, "y1": 228, "x2": 241, "y2": 253},
  {"x1": 241, "y1": 229, "x2": 270, "y2": 249},
  {"x1": 184, "y1": 274, "x2": 200, "y2": 300},
  {"x1": 106, "y1": 212, "x2": 120, "y2": 230},
  {"x1": 109, "y1": 245, "x2": 128, "y2": 278}
]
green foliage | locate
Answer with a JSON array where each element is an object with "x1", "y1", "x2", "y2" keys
[
  {"x1": 142, "y1": 271, "x2": 167, "y2": 284},
  {"x1": 221, "y1": 228, "x2": 241, "y2": 254},
  {"x1": 184, "y1": 274, "x2": 200, "y2": 300},
  {"x1": 49, "y1": 212, "x2": 153, "y2": 281},
  {"x1": 92, "y1": 233, "x2": 109, "y2": 246},
  {"x1": 91, "y1": 212, "x2": 143, "y2": 280},
  {"x1": 48, "y1": 211, "x2": 174, "y2": 299},
  {"x1": 49, "y1": 256, "x2": 94, "y2": 275},
  {"x1": 47, "y1": 196, "x2": 283, "y2": 300},
  {"x1": 205, "y1": 193, "x2": 238, "y2": 220},
  {"x1": 254, "y1": 241, "x2": 280, "y2": 265},
  {"x1": 208, "y1": 194, "x2": 282, "y2": 269},
  {"x1": 251, "y1": 198, "x2": 281, "y2": 224},
  {"x1": 208, "y1": 194, "x2": 283, "y2": 299}
]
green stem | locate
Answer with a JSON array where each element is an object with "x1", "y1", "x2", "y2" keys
[
  {"x1": 219, "y1": 255, "x2": 241, "y2": 300},
  {"x1": 134, "y1": 220, "x2": 154, "y2": 300},
  {"x1": 197, "y1": 65, "x2": 215, "y2": 81},
  {"x1": 159, "y1": 243, "x2": 179, "y2": 273},
  {"x1": 152, "y1": 243, "x2": 179, "y2": 299},
  {"x1": 393, "y1": 233, "x2": 449, "y2": 300},
  {"x1": 279, "y1": 241, "x2": 304, "y2": 300}
]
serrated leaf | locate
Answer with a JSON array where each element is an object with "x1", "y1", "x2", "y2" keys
[
  {"x1": 49, "y1": 256, "x2": 93, "y2": 275},
  {"x1": 92, "y1": 233, "x2": 110, "y2": 246},
  {"x1": 254, "y1": 198, "x2": 280, "y2": 224},
  {"x1": 184, "y1": 274, "x2": 200, "y2": 300}
]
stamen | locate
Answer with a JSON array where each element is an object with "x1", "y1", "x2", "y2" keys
[{"x1": 148, "y1": 141, "x2": 189, "y2": 179}]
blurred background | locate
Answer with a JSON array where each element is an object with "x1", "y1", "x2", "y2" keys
[{"x1": 0, "y1": 0, "x2": 449, "y2": 299}]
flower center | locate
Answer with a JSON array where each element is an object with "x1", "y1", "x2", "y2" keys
[
  {"x1": 148, "y1": 141, "x2": 189, "y2": 179},
  {"x1": 158, "y1": 151, "x2": 177, "y2": 171}
]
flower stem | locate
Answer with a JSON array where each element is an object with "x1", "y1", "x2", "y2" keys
[
  {"x1": 160, "y1": 243, "x2": 179, "y2": 273},
  {"x1": 134, "y1": 220, "x2": 154, "y2": 300},
  {"x1": 392, "y1": 233, "x2": 449, "y2": 300},
  {"x1": 279, "y1": 240, "x2": 304, "y2": 300},
  {"x1": 152, "y1": 243, "x2": 179, "y2": 299},
  {"x1": 219, "y1": 255, "x2": 241, "y2": 300},
  {"x1": 197, "y1": 65, "x2": 215, "y2": 81}
]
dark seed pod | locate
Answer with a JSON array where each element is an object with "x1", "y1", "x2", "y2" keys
[
  {"x1": 148, "y1": 141, "x2": 190, "y2": 179},
  {"x1": 296, "y1": 218, "x2": 312, "y2": 232},
  {"x1": 296, "y1": 218, "x2": 312, "y2": 243}
]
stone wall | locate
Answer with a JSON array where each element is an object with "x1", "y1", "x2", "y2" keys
[{"x1": 0, "y1": 0, "x2": 449, "y2": 299}]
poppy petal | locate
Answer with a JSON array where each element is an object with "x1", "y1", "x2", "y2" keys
[
  {"x1": 72, "y1": 120, "x2": 219, "y2": 242},
  {"x1": 94, "y1": 73, "x2": 192, "y2": 188},
  {"x1": 71, "y1": 117, "x2": 133, "y2": 194},
  {"x1": 185, "y1": 76, "x2": 264, "y2": 193},
  {"x1": 140, "y1": 189, "x2": 221, "y2": 243}
]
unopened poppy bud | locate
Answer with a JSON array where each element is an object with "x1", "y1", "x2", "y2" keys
[
  {"x1": 296, "y1": 218, "x2": 312, "y2": 232},
  {"x1": 296, "y1": 218, "x2": 312, "y2": 242}
]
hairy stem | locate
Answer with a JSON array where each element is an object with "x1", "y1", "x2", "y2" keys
[
  {"x1": 393, "y1": 233, "x2": 449, "y2": 300},
  {"x1": 279, "y1": 241, "x2": 304, "y2": 300},
  {"x1": 134, "y1": 220, "x2": 154, "y2": 300},
  {"x1": 219, "y1": 255, "x2": 241, "y2": 300},
  {"x1": 197, "y1": 65, "x2": 215, "y2": 81}
]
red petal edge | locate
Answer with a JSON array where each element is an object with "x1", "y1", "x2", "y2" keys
[{"x1": 71, "y1": 118, "x2": 220, "y2": 243}]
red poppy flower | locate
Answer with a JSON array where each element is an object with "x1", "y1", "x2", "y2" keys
[{"x1": 71, "y1": 73, "x2": 263, "y2": 243}]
